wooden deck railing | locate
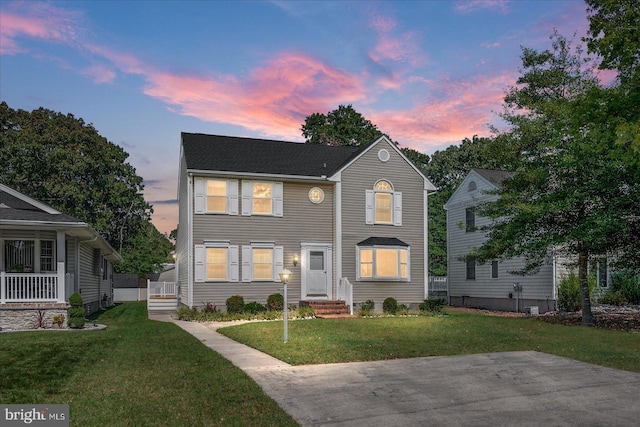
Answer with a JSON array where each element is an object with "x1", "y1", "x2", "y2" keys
[{"x1": 1, "y1": 272, "x2": 59, "y2": 303}]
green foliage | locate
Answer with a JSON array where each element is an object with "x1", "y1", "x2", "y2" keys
[
  {"x1": 611, "y1": 271, "x2": 640, "y2": 304},
  {"x1": 244, "y1": 301, "x2": 267, "y2": 314},
  {"x1": 396, "y1": 304, "x2": 410, "y2": 315},
  {"x1": 226, "y1": 295, "x2": 245, "y2": 314},
  {"x1": 382, "y1": 297, "x2": 398, "y2": 314},
  {"x1": 600, "y1": 291, "x2": 628, "y2": 306},
  {"x1": 301, "y1": 104, "x2": 390, "y2": 146},
  {"x1": 557, "y1": 274, "x2": 582, "y2": 312},
  {"x1": 419, "y1": 298, "x2": 446, "y2": 314},
  {"x1": 0, "y1": 102, "x2": 173, "y2": 274},
  {"x1": 177, "y1": 305, "x2": 199, "y2": 320},
  {"x1": 267, "y1": 293, "x2": 284, "y2": 311},
  {"x1": 357, "y1": 299, "x2": 376, "y2": 316},
  {"x1": 201, "y1": 302, "x2": 219, "y2": 314},
  {"x1": 68, "y1": 292, "x2": 83, "y2": 307},
  {"x1": 67, "y1": 307, "x2": 86, "y2": 328},
  {"x1": 296, "y1": 306, "x2": 316, "y2": 319}
]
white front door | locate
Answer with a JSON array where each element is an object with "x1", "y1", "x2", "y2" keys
[{"x1": 301, "y1": 243, "x2": 332, "y2": 299}]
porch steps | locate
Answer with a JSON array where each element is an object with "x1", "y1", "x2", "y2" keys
[
  {"x1": 300, "y1": 300, "x2": 355, "y2": 318},
  {"x1": 147, "y1": 297, "x2": 178, "y2": 311}
]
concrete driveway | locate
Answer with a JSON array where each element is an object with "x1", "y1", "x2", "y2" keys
[
  {"x1": 247, "y1": 351, "x2": 640, "y2": 426},
  {"x1": 154, "y1": 315, "x2": 640, "y2": 426}
]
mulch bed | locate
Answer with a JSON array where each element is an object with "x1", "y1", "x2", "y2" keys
[{"x1": 448, "y1": 305, "x2": 640, "y2": 332}]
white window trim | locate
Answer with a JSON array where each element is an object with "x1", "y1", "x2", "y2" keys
[
  {"x1": 194, "y1": 177, "x2": 239, "y2": 215},
  {"x1": 1, "y1": 238, "x2": 56, "y2": 273},
  {"x1": 365, "y1": 179, "x2": 402, "y2": 226},
  {"x1": 194, "y1": 243, "x2": 239, "y2": 283},
  {"x1": 241, "y1": 180, "x2": 283, "y2": 217},
  {"x1": 356, "y1": 245, "x2": 410, "y2": 282},
  {"x1": 242, "y1": 243, "x2": 284, "y2": 282}
]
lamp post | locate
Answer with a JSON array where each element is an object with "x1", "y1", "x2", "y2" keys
[{"x1": 279, "y1": 268, "x2": 292, "y2": 343}]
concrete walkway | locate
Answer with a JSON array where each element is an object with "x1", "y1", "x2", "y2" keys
[{"x1": 150, "y1": 312, "x2": 640, "y2": 426}]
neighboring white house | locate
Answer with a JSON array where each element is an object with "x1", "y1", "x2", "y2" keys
[
  {"x1": 0, "y1": 183, "x2": 121, "y2": 329},
  {"x1": 176, "y1": 133, "x2": 437, "y2": 312},
  {"x1": 445, "y1": 169, "x2": 569, "y2": 314}
]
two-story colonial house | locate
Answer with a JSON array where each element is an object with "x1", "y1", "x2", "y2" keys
[{"x1": 176, "y1": 133, "x2": 437, "y2": 312}]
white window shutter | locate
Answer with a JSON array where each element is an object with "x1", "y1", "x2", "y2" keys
[
  {"x1": 241, "y1": 181, "x2": 252, "y2": 216},
  {"x1": 273, "y1": 182, "x2": 284, "y2": 217},
  {"x1": 194, "y1": 245, "x2": 206, "y2": 282},
  {"x1": 228, "y1": 180, "x2": 239, "y2": 215},
  {"x1": 274, "y1": 246, "x2": 284, "y2": 281},
  {"x1": 393, "y1": 192, "x2": 402, "y2": 226},
  {"x1": 242, "y1": 245, "x2": 252, "y2": 282},
  {"x1": 405, "y1": 247, "x2": 411, "y2": 281},
  {"x1": 194, "y1": 178, "x2": 206, "y2": 214},
  {"x1": 365, "y1": 190, "x2": 374, "y2": 224},
  {"x1": 228, "y1": 245, "x2": 239, "y2": 282}
]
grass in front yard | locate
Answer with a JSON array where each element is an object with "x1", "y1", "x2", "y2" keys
[
  {"x1": 218, "y1": 311, "x2": 640, "y2": 372},
  {"x1": 0, "y1": 302, "x2": 298, "y2": 427}
]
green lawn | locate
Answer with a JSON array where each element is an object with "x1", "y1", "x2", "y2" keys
[
  {"x1": 0, "y1": 302, "x2": 298, "y2": 427},
  {"x1": 218, "y1": 311, "x2": 640, "y2": 372}
]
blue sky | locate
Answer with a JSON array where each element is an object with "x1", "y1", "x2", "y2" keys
[{"x1": 0, "y1": 0, "x2": 596, "y2": 235}]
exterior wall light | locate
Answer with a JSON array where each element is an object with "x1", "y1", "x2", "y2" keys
[{"x1": 293, "y1": 254, "x2": 299, "y2": 267}]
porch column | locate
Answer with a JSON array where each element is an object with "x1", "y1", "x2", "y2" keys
[{"x1": 57, "y1": 231, "x2": 66, "y2": 303}]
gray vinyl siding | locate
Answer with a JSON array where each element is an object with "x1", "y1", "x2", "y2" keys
[
  {"x1": 78, "y1": 243, "x2": 101, "y2": 306},
  {"x1": 176, "y1": 155, "x2": 190, "y2": 303},
  {"x1": 190, "y1": 179, "x2": 335, "y2": 308},
  {"x1": 446, "y1": 171, "x2": 555, "y2": 310},
  {"x1": 340, "y1": 140, "x2": 426, "y2": 307}
]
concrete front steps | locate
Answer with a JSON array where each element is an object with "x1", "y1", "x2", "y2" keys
[{"x1": 300, "y1": 300, "x2": 355, "y2": 318}]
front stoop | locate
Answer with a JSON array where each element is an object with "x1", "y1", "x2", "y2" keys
[{"x1": 300, "y1": 300, "x2": 355, "y2": 318}]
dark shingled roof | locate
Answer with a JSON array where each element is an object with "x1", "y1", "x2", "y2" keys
[
  {"x1": 472, "y1": 168, "x2": 515, "y2": 189},
  {"x1": 182, "y1": 133, "x2": 363, "y2": 177},
  {"x1": 357, "y1": 237, "x2": 409, "y2": 247},
  {"x1": 0, "y1": 188, "x2": 84, "y2": 224}
]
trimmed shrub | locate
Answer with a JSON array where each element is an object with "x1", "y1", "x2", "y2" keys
[
  {"x1": 396, "y1": 304, "x2": 410, "y2": 315},
  {"x1": 556, "y1": 273, "x2": 596, "y2": 311},
  {"x1": 244, "y1": 301, "x2": 267, "y2": 314},
  {"x1": 267, "y1": 293, "x2": 284, "y2": 311},
  {"x1": 67, "y1": 292, "x2": 85, "y2": 328},
  {"x1": 358, "y1": 299, "x2": 375, "y2": 316},
  {"x1": 382, "y1": 297, "x2": 398, "y2": 314},
  {"x1": 226, "y1": 295, "x2": 245, "y2": 314},
  {"x1": 419, "y1": 298, "x2": 446, "y2": 314},
  {"x1": 611, "y1": 270, "x2": 640, "y2": 305},
  {"x1": 600, "y1": 291, "x2": 628, "y2": 306}
]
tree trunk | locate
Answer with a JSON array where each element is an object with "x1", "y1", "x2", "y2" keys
[{"x1": 578, "y1": 247, "x2": 594, "y2": 326}]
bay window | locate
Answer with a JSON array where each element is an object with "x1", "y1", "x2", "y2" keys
[{"x1": 357, "y1": 240, "x2": 409, "y2": 281}]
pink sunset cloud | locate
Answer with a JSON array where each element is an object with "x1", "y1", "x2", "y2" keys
[
  {"x1": 81, "y1": 64, "x2": 117, "y2": 84},
  {"x1": 143, "y1": 52, "x2": 367, "y2": 140},
  {"x1": 371, "y1": 72, "x2": 516, "y2": 150}
]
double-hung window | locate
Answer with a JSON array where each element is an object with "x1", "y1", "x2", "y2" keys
[
  {"x1": 242, "y1": 244, "x2": 284, "y2": 282},
  {"x1": 466, "y1": 258, "x2": 476, "y2": 280},
  {"x1": 194, "y1": 178, "x2": 239, "y2": 215},
  {"x1": 356, "y1": 243, "x2": 409, "y2": 281},
  {"x1": 194, "y1": 243, "x2": 239, "y2": 282},
  {"x1": 465, "y1": 208, "x2": 476, "y2": 232},
  {"x1": 241, "y1": 181, "x2": 283, "y2": 216},
  {"x1": 365, "y1": 180, "x2": 402, "y2": 226}
]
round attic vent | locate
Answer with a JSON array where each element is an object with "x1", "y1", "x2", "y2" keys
[{"x1": 378, "y1": 149, "x2": 390, "y2": 162}]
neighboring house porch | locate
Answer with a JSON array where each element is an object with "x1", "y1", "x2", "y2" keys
[{"x1": 0, "y1": 183, "x2": 121, "y2": 330}]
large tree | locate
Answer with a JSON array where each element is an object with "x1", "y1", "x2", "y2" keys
[
  {"x1": 0, "y1": 102, "x2": 172, "y2": 274},
  {"x1": 473, "y1": 32, "x2": 640, "y2": 326},
  {"x1": 301, "y1": 104, "x2": 390, "y2": 146}
]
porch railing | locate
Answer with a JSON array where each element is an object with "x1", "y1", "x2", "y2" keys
[
  {"x1": 147, "y1": 280, "x2": 178, "y2": 298},
  {"x1": 337, "y1": 277, "x2": 353, "y2": 315},
  {"x1": 428, "y1": 276, "x2": 448, "y2": 293},
  {"x1": 1, "y1": 272, "x2": 59, "y2": 303}
]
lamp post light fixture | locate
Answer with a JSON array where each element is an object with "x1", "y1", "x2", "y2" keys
[{"x1": 279, "y1": 268, "x2": 292, "y2": 343}]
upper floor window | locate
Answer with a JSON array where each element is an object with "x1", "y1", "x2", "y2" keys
[
  {"x1": 207, "y1": 180, "x2": 227, "y2": 213},
  {"x1": 365, "y1": 180, "x2": 402, "y2": 226},
  {"x1": 468, "y1": 181, "x2": 477, "y2": 192},
  {"x1": 194, "y1": 178, "x2": 238, "y2": 215},
  {"x1": 242, "y1": 181, "x2": 283, "y2": 217},
  {"x1": 465, "y1": 208, "x2": 476, "y2": 232}
]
